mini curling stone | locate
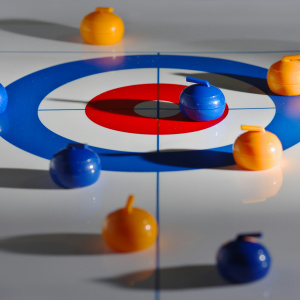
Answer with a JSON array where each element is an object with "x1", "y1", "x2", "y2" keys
[
  {"x1": 0, "y1": 83, "x2": 8, "y2": 114},
  {"x1": 50, "y1": 143, "x2": 101, "y2": 188},
  {"x1": 216, "y1": 233, "x2": 271, "y2": 283},
  {"x1": 102, "y1": 195, "x2": 158, "y2": 252},
  {"x1": 80, "y1": 7, "x2": 124, "y2": 45},
  {"x1": 267, "y1": 54, "x2": 300, "y2": 96},
  {"x1": 179, "y1": 76, "x2": 225, "y2": 121},
  {"x1": 233, "y1": 125, "x2": 282, "y2": 171}
]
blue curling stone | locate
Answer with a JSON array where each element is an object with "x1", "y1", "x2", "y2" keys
[
  {"x1": 0, "y1": 83, "x2": 8, "y2": 114},
  {"x1": 50, "y1": 143, "x2": 101, "y2": 188},
  {"x1": 179, "y1": 76, "x2": 225, "y2": 121},
  {"x1": 216, "y1": 233, "x2": 271, "y2": 283}
]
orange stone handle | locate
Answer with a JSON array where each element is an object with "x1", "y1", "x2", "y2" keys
[
  {"x1": 124, "y1": 195, "x2": 135, "y2": 214},
  {"x1": 282, "y1": 54, "x2": 300, "y2": 62},
  {"x1": 95, "y1": 7, "x2": 114, "y2": 13},
  {"x1": 241, "y1": 125, "x2": 265, "y2": 133}
]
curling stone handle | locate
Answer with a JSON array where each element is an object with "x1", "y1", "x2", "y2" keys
[
  {"x1": 241, "y1": 125, "x2": 265, "y2": 133},
  {"x1": 237, "y1": 233, "x2": 262, "y2": 241},
  {"x1": 124, "y1": 195, "x2": 135, "y2": 214},
  {"x1": 186, "y1": 76, "x2": 210, "y2": 87},
  {"x1": 96, "y1": 7, "x2": 114, "y2": 13},
  {"x1": 282, "y1": 54, "x2": 300, "y2": 62}
]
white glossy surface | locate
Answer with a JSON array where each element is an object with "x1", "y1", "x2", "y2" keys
[{"x1": 1, "y1": 1, "x2": 300, "y2": 300}]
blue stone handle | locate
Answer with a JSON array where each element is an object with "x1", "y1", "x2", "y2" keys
[
  {"x1": 237, "y1": 233, "x2": 262, "y2": 241},
  {"x1": 186, "y1": 76, "x2": 210, "y2": 87}
]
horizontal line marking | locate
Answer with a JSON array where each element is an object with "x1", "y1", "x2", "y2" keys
[
  {"x1": 0, "y1": 50, "x2": 299, "y2": 54},
  {"x1": 38, "y1": 107, "x2": 275, "y2": 112}
]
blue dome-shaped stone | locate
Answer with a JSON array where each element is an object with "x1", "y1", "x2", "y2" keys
[
  {"x1": 50, "y1": 143, "x2": 101, "y2": 188},
  {"x1": 179, "y1": 76, "x2": 225, "y2": 121},
  {"x1": 216, "y1": 233, "x2": 271, "y2": 283}
]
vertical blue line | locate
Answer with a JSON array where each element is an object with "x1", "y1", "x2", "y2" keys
[
  {"x1": 157, "y1": 52, "x2": 160, "y2": 153},
  {"x1": 155, "y1": 52, "x2": 160, "y2": 300},
  {"x1": 155, "y1": 172, "x2": 160, "y2": 300}
]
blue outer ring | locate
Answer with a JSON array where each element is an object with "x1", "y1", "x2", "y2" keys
[{"x1": 2, "y1": 54, "x2": 299, "y2": 172}]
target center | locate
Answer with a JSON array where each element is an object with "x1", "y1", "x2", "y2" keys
[
  {"x1": 85, "y1": 83, "x2": 229, "y2": 135},
  {"x1": 134, "y1": 100, "x2": 180, "y2": 118}
]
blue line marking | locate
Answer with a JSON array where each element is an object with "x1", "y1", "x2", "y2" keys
[
  {"x1": 38, "y1": 107, "x2": 276, "y2": 112},
  {"x1": 155, "y1": 53, "x2": 161, "y2": 299},
  {"x1": 157, "y1": 53, "x2": 160, "y2": 153},
  {"x1": 161, "y1": 50, "x2": 300, "y2": 54},
  {"x1": 1, "y1": 50, "x2": 300, "y2": 54},
  {"x1": 229, "y1": 107, "x2": 275, "y2": 110},
  {"x1": 0, "y1": 51, "x2": 158, "y2": 54},
  {"x1": 155, "y1": 171, "x2": 160, "y2": 300},
  {"x1": 38, "y1": 109, "x2": 86, "y2": 111},
  {"x1": 38, "y1": 108, "x2": 180, "y2": 112}
]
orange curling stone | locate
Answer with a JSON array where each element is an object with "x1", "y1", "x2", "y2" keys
[
  {"x1": 80, "y1": 7, "x2": 124, "y2": 45},
  {"x1": 267, "y1": 54, "x2": 300, "y2": 96},
  {"x1": 102, "y1": 195, "x2": 158, "y2": 252},
  {"x1": 233, "y1": 125, "x2": 283, "y2": 171}
]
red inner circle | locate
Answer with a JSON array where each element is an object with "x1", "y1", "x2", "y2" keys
[{"x1": 85, "y1": 83, "x2": 229, "y2": 135}]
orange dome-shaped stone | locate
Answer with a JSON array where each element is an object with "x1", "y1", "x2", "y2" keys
[
  {"x1": 80, "y1": 7, "x2": 124, "y2": 45},
  {"x1": 102, "y1": 195, "x2": 158, "y2": 252},
  {"x1": 267, "y1": 54, "x2": 300, "y2": 96},
  {"x1": 233, "y1": 125, "x2": 283, "y2": 171}
]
